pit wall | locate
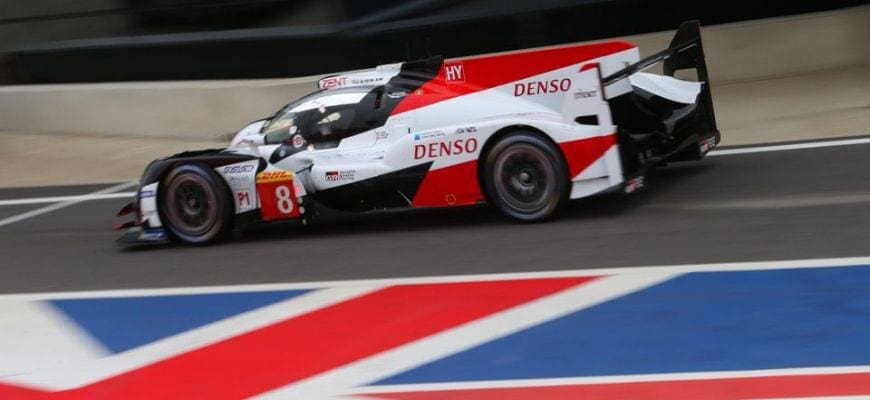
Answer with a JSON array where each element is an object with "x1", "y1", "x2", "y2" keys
[{"x1": 0, "y1": 5, "x2": 866, "y2": 140}]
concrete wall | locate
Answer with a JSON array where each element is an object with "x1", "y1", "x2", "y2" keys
[
  {"x1": 0, "y1": 4, "x2": 867, "y2": 140},
  {"x1": 625, "y1": 5, "x2": 870, "y2": 84}
]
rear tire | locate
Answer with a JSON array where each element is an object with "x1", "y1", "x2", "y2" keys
[
  {"x1": 482, "y1": 132, "x2": 569, "y2": 222},
  {"x1": 160, "y1": 164, "x2": 233, "y2": 244}
]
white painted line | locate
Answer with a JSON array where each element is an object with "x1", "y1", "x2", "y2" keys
[
  {"x1": 0, "y1": 181, "x2": 136, "y2": 228},
  {"x1": 256, "y1": 273, "x2": 681, "y2": 399},
  {"x1": 709, "y1": 137, "x2": 870, "y2": 156},
  {"x1": 348, "y1": 365, "x2": 870, "y2": 395},
  {"x1": 659, "y1": 192, "x2": 870, "y2": 210},
  {"x1": 0, "y1": 192, "x2": 135, "y2": 206},
  {"x1": 2, "y1": 255, "x2": 870, "y2": 302},
  {"x1": 3, "y1": 285, "x2": 382, "y2": 390},
  {"x1": 0, "y1": 301, "x2": 104, "y2": 380}
]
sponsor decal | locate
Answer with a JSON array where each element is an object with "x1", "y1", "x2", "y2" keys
[
  {"x1": 574, "y1": 89, "x2": 598, "y2": 99},
  {"x1": 139, "y1": 190, "x2": 155, "y2": 198},
  {"x1": 444, "y1": 61, "x2": 465, "y2": 83},
  {"x1": 414, "y1": 130, "x2": 446, "y2": 141},
  {"x1": 320, "y1": 76, "x2": 347, "y2": 88},
  {"x1": 700, "y1": 136, "x2": 718, "y2": 153},
  {"x1": 514, "y1": 78, "x2": 572, "y2": 96},
  {"x1": 291, "y1": 134, "x2": 305, "y2": 148},
  {"x1": 351, "y1": 77, "x2": 385, "y2": 85},
  {"x1": 325, "y1": 170, "x2": 355, "y2": 182},
  {"x1": 414, "y1": 89, "x2": 424, "y2": 96},
  {"x1": 235, "y1": 190, "x2": 253, "y2": 211},
  {"x1": 375, "y1": 130, "x2": 390, "y2": 140},
  {"x1": 455, "y1": 126, "x2": 477, "y2": 134},
  {"x1": 223, "y1": 165, "x2": 255, "y2": 174},
  {"x1": 387, "y1": 91, "x2": 408, "y2": 99},
  {"x1": 414, "y1": 138, "x2": 479, "y2": 160},
  {"x1": 139, "y1": 229, "x2": 166, "y2": 241},
  {"x1": 228, "y1": 175, "x2": 252, "y2": 184},
  {"x1": 256, "y1": 170, "x2": 293, "y2": 183}
]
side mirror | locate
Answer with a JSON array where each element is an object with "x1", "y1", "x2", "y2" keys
[{"x1": 229, "y1": 119, "x2": 268, "y2": 146}]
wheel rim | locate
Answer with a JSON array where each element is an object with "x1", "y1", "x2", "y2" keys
[
  {"x1": 493, "y1": 143, "x2": 556, "y2": 213},
  {"x1": 165, "y1": 173, "x2": 218, "y2": 235}
]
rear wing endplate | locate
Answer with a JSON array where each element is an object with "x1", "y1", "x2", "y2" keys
[{"x1": 603, "y1": 20, "x2": 718, "y2": 133}]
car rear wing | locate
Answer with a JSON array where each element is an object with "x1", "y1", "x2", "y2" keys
[{"x1": 602, "y1": 20, "x2": 718, "y2": 134}]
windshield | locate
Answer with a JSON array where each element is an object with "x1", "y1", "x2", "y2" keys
[{"x1": 261, "y1": 88, "x2": 371, "y2": 145}]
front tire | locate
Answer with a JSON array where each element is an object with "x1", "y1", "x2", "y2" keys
[
  {"x1": 482, "y1": 132, "x2": 569, "y2": 222},
  {"x1": 160, "y1": 164, "x2": 233, "y2": 244}
]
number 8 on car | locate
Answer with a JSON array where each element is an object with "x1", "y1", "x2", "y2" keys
[{"x1": 256, "y1": 170, "x2": 301, "y2": 220}]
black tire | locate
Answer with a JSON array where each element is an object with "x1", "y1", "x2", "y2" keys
[
  {"x1": 160, "y1": 164, "x2": 234, "y2": 244},
  {"x1": 482, "y1": 132, "x2": 569, "y2": 222}
]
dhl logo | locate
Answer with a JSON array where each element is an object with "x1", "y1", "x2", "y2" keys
[{"x1": 256, "y1": 170, "x2": 294, "y2": 183}]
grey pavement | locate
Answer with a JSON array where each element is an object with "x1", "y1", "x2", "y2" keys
[{"x1": 0, "y1": 141, "x2": 869, "y2": 293}]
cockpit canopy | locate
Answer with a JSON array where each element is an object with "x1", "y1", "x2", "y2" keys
[{"x1": 261, "y1": 87, "x2": 384, "y2": 148}]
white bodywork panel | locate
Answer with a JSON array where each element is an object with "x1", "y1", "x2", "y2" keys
[
  {"x1": 138, "y1": 182, "x2": 161, "y2": 227},
  {"x1": 222, "y1": 44, "x2": 693, "y2": 213},
  {"x1": 629, "y1": 72, "x2": 702, "y2": 104},
  {"x1": 317, "y1": 62, "x2": 402, "y2": 90},
  {"x1": 215, "y1": 160, "x2": 260, "y2": 214}
]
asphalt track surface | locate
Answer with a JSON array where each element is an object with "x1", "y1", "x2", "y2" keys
[{"x1": 1, "y1": 138, "x2": 870, "y2": 294}]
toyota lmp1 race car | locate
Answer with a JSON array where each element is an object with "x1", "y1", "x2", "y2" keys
[{"x1": 116, "y1": 21, "x2": 719, "y2": 245}]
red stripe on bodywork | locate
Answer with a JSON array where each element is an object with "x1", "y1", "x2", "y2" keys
[
  {"x1": 412, "y1": 160, "x2": 484, "y2": 207},
  {"x1": 2, "y1": 277, "x2": 597, "y2": 399},
  {"x1": 0, "y1": 383, "x2": 51, "y2": 400},
  {"x1": 391, "y1": 41, "x2": 635, "y2": 116},
  {"x1": 365, "y1": 372, "x2": 870, "y2": 400},
  {"x1": 559, "y1": 134, "x2": 617, "y2": 178},
  {"x1": 411, "y1": 134, "x2": 617, "y2": 208}
]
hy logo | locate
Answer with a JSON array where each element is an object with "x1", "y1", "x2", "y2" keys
[{"x1": 444, "y1": 62, "x2": 465, "y2": 83}]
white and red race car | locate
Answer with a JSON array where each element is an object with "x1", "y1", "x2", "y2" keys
[{"x1": 117, "y1": 21, "x2": 719, "y2": 245}]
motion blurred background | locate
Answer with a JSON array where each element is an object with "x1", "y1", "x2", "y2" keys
[
  {"x1": 0, "y1": 0, "x2": 867, "y2": 186},
  {"x1": 0, "y1": 0, "x2": 864, "y2": 83},
  {"x1": 3, "y1": 5, "x2": 870, "y2": 398}
]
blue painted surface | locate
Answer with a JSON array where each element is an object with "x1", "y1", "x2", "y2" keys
[
  {"x1": 51, "y1": 289, "x2": 312, "y2": 353},
  {"x1": 378, "y1": 266, "x2": 870, "y2": 384}
]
